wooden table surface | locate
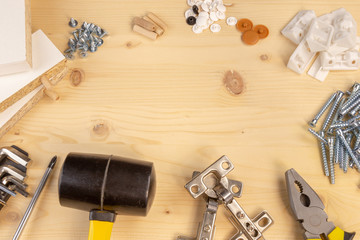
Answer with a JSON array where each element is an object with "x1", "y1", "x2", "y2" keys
[{"x1": 1, "y1": 0, "x2": 360, "y2": 239}]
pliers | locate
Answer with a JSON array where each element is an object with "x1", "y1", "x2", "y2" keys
[{"x1": 285, "y1": 168, "x2": 356, "y2": 240}]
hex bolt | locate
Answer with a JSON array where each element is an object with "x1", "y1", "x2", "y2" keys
[
  {"x1": 328, "y1": 136, "x2": 335, "y2": 184},
  {"x1": 308, "y1": 128, "x2": 328, "y2": 144},
  {"x1": 321, "y1": 91, "x2": 344, "y2": 131},
  {"x1": 319, "y1": 131, "x2": 329, "y2": 177},
  {"x1": 309, "y1": 92, "x2": 337, "y2": 128},
  {"x1": 69, "y1": 17, "x2": 78, "y2": 28},
  {"x1": 336, "y1": 129, "x2": 360, "y2": 170}
]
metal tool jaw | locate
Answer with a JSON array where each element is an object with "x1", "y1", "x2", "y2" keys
[
  {"x1": 0, "y1": 146, "x2": 30, "y2": 209},
  {"x1": 179, "y1": 156, "x2": 273, "y2": 240},
  {"x1": 285, "y1": 168, "x2": 353, "y2": 240}
]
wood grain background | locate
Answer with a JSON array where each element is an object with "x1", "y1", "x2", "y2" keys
[{"x1": 0, "y1": 0, "x2": 360, "y2": 239}]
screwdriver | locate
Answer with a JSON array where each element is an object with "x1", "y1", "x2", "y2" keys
[{"x1": 12, "y1": 156, "x2": 57, "y2": 240}]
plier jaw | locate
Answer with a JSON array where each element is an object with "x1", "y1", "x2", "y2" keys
[{"x1": 285, "y1": 169, "x2": 356, "y2": 240}]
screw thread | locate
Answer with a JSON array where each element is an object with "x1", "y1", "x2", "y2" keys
[
  {"x1": 334, "y1": 136, "x2": 340, "y2": 164},
  {"x1": 322, "y1": 92, "x2": 344, "y2": 131},
  {"x1": 340, "y1": 90, "x2": 360, "y2": 112},
  {"x1": 309, "y1": 92, "x2": 337, "y2": 127},
  {"x1": 344, "y1": 146, "x2": 349, "y2": 173},
  {"x1": 320, "y1": 141, "x2": 329, "y2": 176},
  {"x1": 328, "y1": 137, "x2": 335, "y2": 184},
  {"x1": 340, "y1": 96, "x2": 360, "y2": 116}
]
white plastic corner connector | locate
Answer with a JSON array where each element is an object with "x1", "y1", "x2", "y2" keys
[
  {"x1": 317, "y1": 8, "x2": 347, "y2": 24},
  {"x1": 287, "y1": 39, "x2": 317, "y2": 74},
  {"x1": 319, "y1": 8, "x2": 357, "y2": 49},
  {"x1": 305, "y1": 19, "x2": 334, "y2": 52},
  {"x1": 307, "y1": 56, "x2": 329, "y2": 82},
  {"x1": 320, "y1": 50, "x2": 360, "y2": 70},
  {"x1": 281, "y1": 10, "x2": 316, "y2": 45}
]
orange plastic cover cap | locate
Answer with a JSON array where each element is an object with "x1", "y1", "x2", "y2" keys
[{"x1": 236, "y1": 18, "x2": 253, "y2": 32}]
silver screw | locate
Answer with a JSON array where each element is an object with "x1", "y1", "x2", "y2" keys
[
  {"x1": 340, "y1": 97, "x2": 360, "y2": 116},
  {"x1": 73, "y1": 31, "x2": 79, "y2": 41},
  {"x1": 309, "y1": 92, "x2": 337, "y2": 128},
  {"x1": 82, "y1": 21, "x2": 89, "y2": 30},
  {"x1": 336, "y1": 129, "x2": 360, "y2": 170},
  {"x1": 69, "y1": 17, "x2": 78, "y2": 28},
  {"x1": 334, "y1": 136, "x2": 340, "y2": 165},
  {"x1": 68, "y1": 38, "x2": 76, "y2": 49},
  {"x1": 319, "y1": 131, "x2": 329, "y2": 177},
  {"x1": 90, "y1": 41, "x2": 97, "y2": 52},
  {"x1": 321, "y1": 91, "x2": 344, "y2": 131},
  {"x1": 308, "y1": 128, "x2": 328, "y2": 144},
  {"x1": 95, "y1": 37, "x2": 104, "y2": 47},
  {"x1": 328, "y1": 136, "x2": 335, "y2": 184},
  {"x1": 99, "y1": 29, "x2": 108, "y2": 38},
  {"x1": 344, "y1": 145, "x2": 349, "y2": 173},
  {"x1": 340, "y1": 90, "x2": 360, "y2": 114},
  {"x1": 339, "y1": 142, "x2": 344, "y2": 169}
]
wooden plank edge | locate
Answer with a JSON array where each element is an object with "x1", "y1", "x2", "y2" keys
[
  {"x1": 0, "y1": 87, "x2": 44, "y2": 139},
  {"x1": 0, "y1": 59, "x2": 67, "y2": 113}
]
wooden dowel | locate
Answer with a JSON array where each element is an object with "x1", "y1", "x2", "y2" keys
[
  {"x1": 133, "y1": 25, "x2": 158, "y2": 40},
  {"x1": 40, "y1": 76, "x2": 52, "y2": 90},
  {"x1": 133, "y1": 17, "x2": 156, "y2": 32},
  {"x1": 43, "y1": 89, "x2": 59, "y2": 101},
  {"x1": 146, "y1": 12, "x2": 167, "y2": 31},
  {"x1": 143, "y1": 16, "x2": 164, "y2": 36}
]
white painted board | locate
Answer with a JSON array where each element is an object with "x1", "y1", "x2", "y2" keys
[
  {"x1": 0, "y1": 0, "x2": 32, "y2": 76},
  {"x1": 0, "y1": 29, "x2": 64, "y2": 104}
]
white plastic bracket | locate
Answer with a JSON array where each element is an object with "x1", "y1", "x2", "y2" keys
[{"x1": 281, "y1": 10, "x2": 316, "y2": 45}]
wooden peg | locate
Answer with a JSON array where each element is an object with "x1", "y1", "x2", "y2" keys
[
  {"x1": 40, "y1": 76, "x2": 53, "y2": 90},
  {"x1": 133, "y1": 17, "x2": 156, "y2": 32},
  {"x1": 133, "y1": 25, "x2": 158, "y2": 40},
  {"x1": 43, "y1": 89, "x2": 59, "y2": 101},
  {"x1": 146, "y1": 12, "x2": 167, "y2": 31},
  {"x1": 143, "y1": 16, "x2": 164, "y2": 36}
]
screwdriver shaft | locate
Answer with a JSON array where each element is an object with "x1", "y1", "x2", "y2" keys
[{"x1": 12, "y1": 156, "x2": 57, "y2": 240}]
